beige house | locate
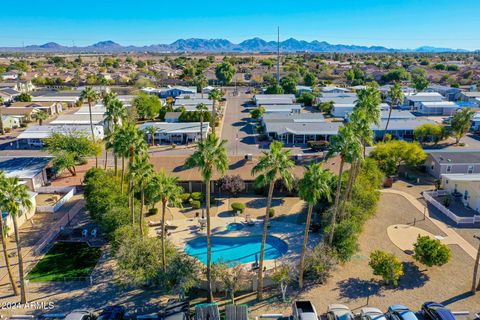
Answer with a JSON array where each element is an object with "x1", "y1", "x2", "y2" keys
[
  {"x1": 9, "y1": 101, "x2": 62, "y2": 115},
  {"x1": 2, "y1": 189, "x2": 37, "y2": 236},
  {"x1": 441, "y1": 174, "x2": 480, "y2": 213}
]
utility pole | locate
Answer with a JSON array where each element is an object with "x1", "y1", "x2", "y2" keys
[
  {"x1": 472, "y1": 235, "x2": 480, "y2": 294},
  {"x1": 277, "y1": 26, "x2": 280, "y2": 84}
]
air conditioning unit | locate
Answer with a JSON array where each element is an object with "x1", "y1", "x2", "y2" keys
[{"x1": 245, "y1": 154, "x2": 253, "y2": 161}]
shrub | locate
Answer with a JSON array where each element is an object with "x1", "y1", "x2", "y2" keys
[
  {"x1": 268, "y1": 208, "x2": 275, "y2": 217},
  {"x1": 231, "y1": 202, "x2": 246, "y2": 213},
  {"x1": 147, "y1": 208, "x2": 158, "y2": 216},
  {"x1": 191, "y1": 192, "x2": 204, "y2": 202},
  {"x1": 191, "y1": 200, "x2": 201, "y2": 210},
  {"x1": 369, "y1": 250, "x2": 404, "y2": 286},
  {"x1": 304, "y1": 243, "x2": 337, "y2": 283},
  {"x1": 413, "y1": 235, "x2": 451, "y2": 267},
  {"x1": 218, "y1": 175, "x2": 246, "y2": 197},
  {"x1": 327, "y1": 219, "x2": 360, "y2": 262},
  {"x1": 180, "y1": 193, "x2": 191, "y2": 203}
]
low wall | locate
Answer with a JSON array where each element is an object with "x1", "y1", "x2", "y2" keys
[
  {"x1": 36, "y1": 187, "x2": 76, "y2": 213},
  {"x1": 424, "y1": 190, "x2": 480, "y2": 225}
]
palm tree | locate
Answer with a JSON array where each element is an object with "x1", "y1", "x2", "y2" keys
[
  {"x1": 102, "y1": 91, "x2": 117, "y2": 107},
  {"x1": 0, "y1": 173, "x2": 19, "y2": 296},
  {"x1": 80, "y1": 87, "x2": 100, "y2": 167},
  {"x1": 251, "y1": 140, "x2": 295, "y2": 300},
  {"x1": 32, "y1": 110, "x2": 49, "y2": 126},
  {"x1": 128, "y1": 158, "x2": 154, "y2": 236},
  {"x1": 208, "y1": 88, "x2": 221, "y2": 134},
  {"x1": 185, "y1": 133, "x2": 228, "y2": 302},
  {"x1": 196, "y1": 103, "x2": 209, "y2": 141},
  {"x1": 0, "y1": 97, "x2": 5, "y2": 135},
  {"x1": 297, "y1": 164, "x2": 333, "y2": 288},
  {"x1": 0, "y1": 176, "x2": 33, "y2": 304},
  {"x1": 145, "y1": 171, "x2": 183, "y2": 272},
  {"x1": 383, "y1": 82, "x2": 404, "y2": 141},
  {"x1": 326, "y1": 124, "x2": 362, "y2": 245},
  {"x1": 112, "y1": 124, "x2": 148, "y2": 192},
  {"x1": 104, "y1": 99, "x2": 127, "y2": 172},
  {"x1": 145, "y1": 125, "x2": 156, "y2": 146}
]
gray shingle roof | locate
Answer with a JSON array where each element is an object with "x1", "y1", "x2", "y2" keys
[{"x1": 430, "y1": 151, "x2": 480, "y2": 164}]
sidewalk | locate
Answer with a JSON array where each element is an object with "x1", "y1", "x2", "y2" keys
[{"x1": 381, "y1": 189, "x2": 478, "y2": 260}]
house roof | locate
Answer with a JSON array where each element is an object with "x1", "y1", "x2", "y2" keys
[
  {"x1": 0, "y1": 156, "x2": 52, "y2": 179},
  {"x1": 139, "y1": 122, "x2": 209, "y2": 134},
  {"x1": 265, "y1": 120, "x2": 342, "y2": 136},
  {"x1": 50, "y1": 114, "x2": 105, "y2": 125},
  {"x1": 262, "y1": 113, "x2": 325, "y2": 122},
  {"x1": 174, "y1": 98, "x2": 213, "y2": 106},
  {"x1": 0, "y1": 107, "x2": 39, "y2": 116},
  {"x1": 10, "y1": 102, "x2": 55, "y2": 108},
  {"x1": 430, "y1": 151, "x2": 480, "y2": 165},
  {"x1": 17, "y1": 125, "x2": 104, "y2": 140},
  {"x1": 372, "y1": 118, "x2": 436, "y2": 131},
  {"x1": 442, "y1": 173, "x2": 480, "y2": 182}
]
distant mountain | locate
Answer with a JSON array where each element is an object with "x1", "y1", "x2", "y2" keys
[{"x1": 0, "y1": 38, "x2": 476, "y2": 53}]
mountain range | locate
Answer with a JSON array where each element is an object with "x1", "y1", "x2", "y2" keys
[{"x1": 0, "y1": 38, "x2": 477, "y2": 53}]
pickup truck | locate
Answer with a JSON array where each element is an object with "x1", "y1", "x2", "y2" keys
[{"x1": 292, "y1": 301, "x2": 319, "y2": 320}]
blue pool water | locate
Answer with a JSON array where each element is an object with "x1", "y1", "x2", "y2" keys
[
  {"x1": 185, "y1": 235, "x2": 288, "y2": 265},
  {"x1": 226, "y1": 223, "x2": 244, "y2": 231}
]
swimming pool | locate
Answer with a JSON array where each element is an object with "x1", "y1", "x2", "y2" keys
[
  {"x1": 185, "y1": 235, "x2": 288, "y2": 265},
  {"x1": 226, "y1": 223, "x2": 244, "y2": 231}
]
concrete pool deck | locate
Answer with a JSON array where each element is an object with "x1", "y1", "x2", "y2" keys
[{"x1": 149, "y1": 211, "x2": 320, "y2": 269}]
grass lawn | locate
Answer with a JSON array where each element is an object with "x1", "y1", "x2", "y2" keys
[{"x1": 27, "y1": 242, "x2": 101, "y2": 282}]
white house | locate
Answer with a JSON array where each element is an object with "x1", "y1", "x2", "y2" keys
[
  {"x1": 404, "y1": 92, "x2": 445, "y2": 109},
  {"x1": 1, "y1": 72, "x2": 19, "y2": 81},
  {"x1": 296, "y1": 86, "x2": 313, "y2": 94},
  {"x1": 262, "y1": 104, "x2": 302, "y2": 114},
  {"x1": 17, "y1": 125, "x2": 104, "y2": 148},
  {"x1": 139, "y1": 122, "x2": 210, "y2": 144},
  {"x1": 320, "y1": 86, "x2": 351, "y2": 94},
  {"x1": 441, "y1": 174, "x2": 480, "y2": 213},
  {"x1": 254, "y1": 94, "x2": 295, "y2": 106},
  {"x1": 417, "y1": 101, "x2": 460, "y2": 116}
]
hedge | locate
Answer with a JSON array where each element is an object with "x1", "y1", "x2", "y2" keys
[{"x1": 231, "y1": 202, "x2": 246, "y2": 213}]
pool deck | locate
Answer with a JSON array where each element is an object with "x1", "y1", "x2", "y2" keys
[{"x1": 149, "y1": 212, "x2": 320, "y2": 270}]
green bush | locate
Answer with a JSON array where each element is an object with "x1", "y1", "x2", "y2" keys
[
  {"x1": 268, "y1": 208, "x2": 275, "y2": 217},
  {"x1": 180, "y1": 193, "x2": 191, "y2": 203},
  {"x1": 413, "y1": 235, "x2": 451, "y2": 267},
  {"x1": 369, "y1": 250, "x2": 404, "y2": 286},
  {"x1": 191, "y1": 200, "x2": 201, "y2": 210},
  {"x1": 191, "y1": 192, "x2": 204, "y2": 202},
  {"x1": 231, "y1": 202, "x2": 246, "y2": 213},
  {"x1": 147, "y1": 208, "x2": 158, "y2": 216}
]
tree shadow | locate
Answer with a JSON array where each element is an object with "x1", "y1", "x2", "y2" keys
[
  {"x1": 440, "y1": 291, "x2": 474, "y2": 306},
  {"x1": 336, "y1": 277, "x2": 383, "y2": 299},
  {"x1": 395, "y1": 262, "x2": 429, "y2": 290},
  {"x1": 246, "y1": 198, "x2": 285, "y2": 209},
  {"x1": 229, "y1": 159, "x2": 247, "y2": 170}
]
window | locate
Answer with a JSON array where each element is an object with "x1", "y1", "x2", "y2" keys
[
  {"x1": 446, "y1": 165, "x2": 452, "y2": 173},
  {"x1": 468, "y1": 165, "x2": 474, "y2": 174}
]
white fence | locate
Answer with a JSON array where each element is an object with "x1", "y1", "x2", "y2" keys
[
  {"x1": 423, "y1": 190, "x2": 480, "y2": 225},
  {"x1": 36, "y1": 187, "x2": 76, "y2": 213}
]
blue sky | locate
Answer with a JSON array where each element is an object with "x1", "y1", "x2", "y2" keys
[{"x1": 1, "y1": 0, "x2": 479, "y2": 49}]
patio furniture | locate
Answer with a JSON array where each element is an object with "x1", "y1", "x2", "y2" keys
[
  {"x1": 245, "y1": 215, "x2": 255, "y2": 226},
  {"x1": 195, "y1": 303, "x2": 220, "y2": 320}
]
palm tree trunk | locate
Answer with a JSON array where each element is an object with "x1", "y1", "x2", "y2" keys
[
  {"x1": 328, "y1": 158, "x2": 345, "y2": 245},
  {"x1": 0, "y1": 106, "x2": 5, "y2": 135},
  {"x1": 382, "y1": 106, "x2": 393, "y2": 142},
  {"x1": 205, "y1": 179, "x2": 214, "y2": 302},
  {"x1": 88, "y1": 101, "x2": 98, "y2": 168},
  {"x1": 0, "y1": 219, "x2": 18, "y2": 295},
  {"x1": 114, "y1": 155, "x2": 118, "y2": 176},
  {"x1": 130, "y1": 182, "x2": 135, "y2": 226},
  {"x1": 121, "y1": 157, "x2": 125, "y2": 193},
  {"x1": 200, "y1": 114, "x2": 204, "y2": 142},
  {"x1": 211, "y1": 101, "x2": 216, "y2": 134},
  {"x1": 257, "y1": 180, "x2": 275, "y2": 301},
  {"x1": 12, "y1": 215, "x2": 27, "y2": 304},
  {"x1": 299, "y1": 203, "x2": 313, "y2": 288},
  {"x1": 139, "y1": 190, "x2": 144, "y2": 237},
  {"x1": 104, "y1": 147, "x2": 108, "y2": 170},
  {"x1": 339, "y1": 160, "x2": 358, "y2": 218},
  {"x1": 161, "y1": 200, "x2": 167, "y2": 273}
]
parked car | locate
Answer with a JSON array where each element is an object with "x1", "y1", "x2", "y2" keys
[
  {"x1": 97, "y1": 305, "x2": 129, "y2": 320},
  {"x1": 65, "y1": 310, "x2": 96, "y2": 320},
  {"x1": 387, "y1": 305, "x2": 418, "y2": 320},
  {"x1": 421, "y1": 302, "x2": 456, "y2": 320},
  {"x1": 327, "y1": 304, "x2": 355, "y2": 320},
  {"x1": 292, "y1": 300, "x2": 319, "y2": 320},
  {"x1": 361, "y1": 308, "x2": 387, "y2": 320}
]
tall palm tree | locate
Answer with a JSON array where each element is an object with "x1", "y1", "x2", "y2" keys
[
  {"x1": 80, "y1": 87, "x2": 100, "y2": 167},
  {"x1": 208, "y1": 88, "x2": 221, "y2": 134},
  {"x1": 145, "y1": 171, "x2": 183, "y2": 272},
  {"x1": 112, "y1": 124, "x2": 148, "y2": 192},
  {"x1": 104, "y1": 99, "x2": 127, "y2": 173},
  {"x1": 326, "y1": 124, "x2": 362, "y2": 245},
  {"x1": 297, "y1": 164, "x2": 333, "y2": 288},
  {"x1": 128, "y1": 158, "x2": 154, "y2": 236},
  {"x1": 251, "y1": 140, "x2": 295, "y2": 300},
  {"x1": 196, "y1": 103, "x2": 209, "y2": 142},
  {"x1": 102, "y1": 91, "x2": 117, "y2": 108},
  {"x1": 185, "y1": 133, "x2": 228, "y2": 302},
  {"x1": 383, "y1": 82, "x2": 404, "y2": 141},
  {"x1": 0, "y1": 97, "x2": 5, "y2": 135},
  {"x1": 145, "y1": 125, "x2": 156, "y2": 147},
  {"x1": 0, "y1": 176, "x2": 33, "y2": 304},
  {"x1": 0, "y1": 173, "x2": 19, "y2": 296}
]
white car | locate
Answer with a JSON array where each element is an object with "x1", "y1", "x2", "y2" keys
[
  {"x1": 327, "y1": 304, "x2": 355, "y2": 320},
  {"x1": 361, "y1": 308, "x2": 387, "y2": 320}
]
